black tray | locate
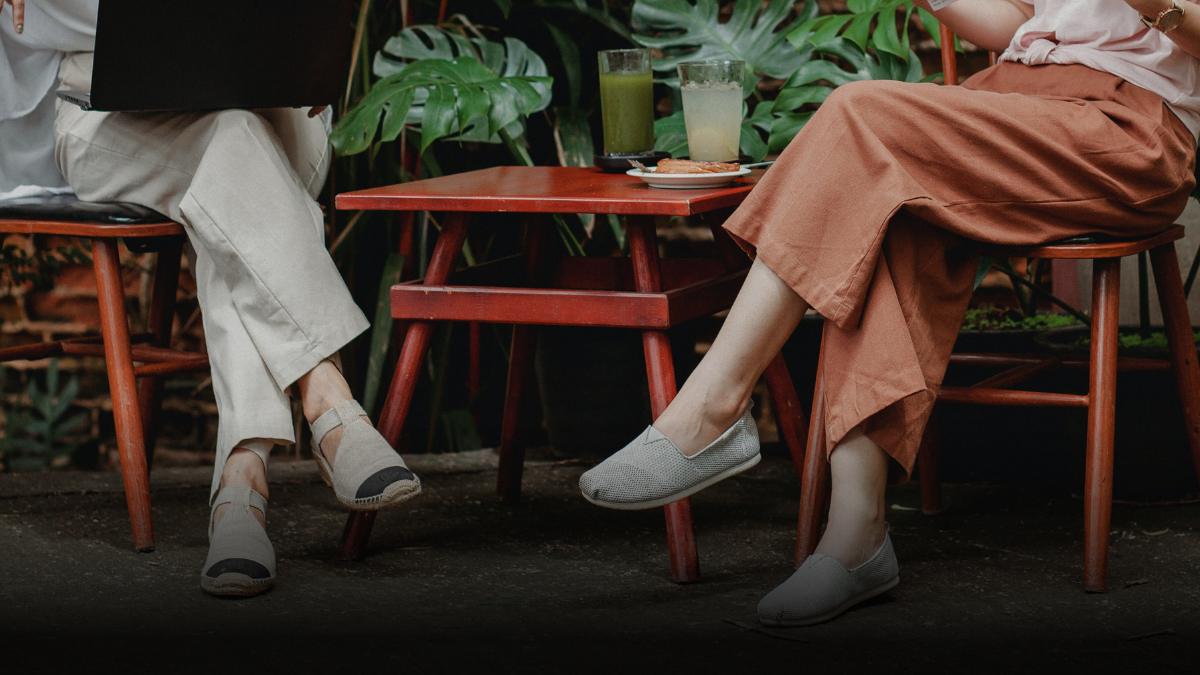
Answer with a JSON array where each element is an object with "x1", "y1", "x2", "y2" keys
[{"x1": 594, "y1": 151, "x2": 671, "y2": 173}]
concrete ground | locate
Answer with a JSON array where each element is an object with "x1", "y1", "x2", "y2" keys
[{"x1": 2, "y1": 450, "x2": 1199, "y2": 673}]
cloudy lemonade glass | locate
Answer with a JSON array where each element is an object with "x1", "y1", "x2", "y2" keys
[{"x1": 678, "y1": 60, "x2": 744, "y2": 162}]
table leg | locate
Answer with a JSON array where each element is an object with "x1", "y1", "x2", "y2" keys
[
  {"x1": 795, "y1": 343, "x2": 829, "y2": 566},
  {"x1": 763, "y1": 355, "x2": 808, "y2": 480},
  {"x1": 339, "y1": 213, "x2": 470, "y2": 561},
  {"x1": 497, "y1": 324, "x2": 536, "y2": 504},
  {"x1": 468, "y1": 321, "x2": 482, "y2": 422},
  {"x1": 628, "y1": 216, "x2": 699, "y2": 583},
  {"x1": 497, "y1": 223, "x2": 555, "y2": 503}
]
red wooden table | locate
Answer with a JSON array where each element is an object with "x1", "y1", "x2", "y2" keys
[{"x1": 336, "y1": 166, "x2": 808, "y2": 582}]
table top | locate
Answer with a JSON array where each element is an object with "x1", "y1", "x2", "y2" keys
[{"x1": 335, "y1": 166, "x2": 760, "y2": 217}]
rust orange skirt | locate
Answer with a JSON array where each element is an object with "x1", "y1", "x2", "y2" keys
[{"x1": 723, "y1": 62, "x2": 1196, "y2": 475}]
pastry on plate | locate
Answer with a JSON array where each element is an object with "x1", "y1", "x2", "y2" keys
[{"x1": 655, "y1": 158, "x2": 741, "y2": 174}]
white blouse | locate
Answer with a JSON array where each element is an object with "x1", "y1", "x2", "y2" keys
[
  {"x1": 1003, "y1": 0, "x2": 1200, "y2": 138},
  {"x1": 0, "y1": 0, "x2": 97, "y2": 199}
]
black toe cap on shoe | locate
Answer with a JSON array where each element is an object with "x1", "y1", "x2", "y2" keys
[
  {"x1": 355, "y1": 466, "x2": 416, "y2": 499},
  {"x1": 205, "y1": 558, "x2": 272, "y2": 579}
]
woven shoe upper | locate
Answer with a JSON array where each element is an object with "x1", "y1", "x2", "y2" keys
[{"x1": 579, "y1": 408, "x2": 760, "y2": 505}]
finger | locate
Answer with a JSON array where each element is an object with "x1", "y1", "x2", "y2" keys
[
  {"x1": 14, "y1": 0, "x2": 25, "y2": 33},
  {"x1": 308, "y1": 105, "x2": 328, "y2": 118}
]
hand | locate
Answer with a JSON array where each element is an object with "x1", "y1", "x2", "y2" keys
[
  {"x1": 3, "y1": 0, "x2": 25, "y2": 33},
  {"x1": 308, "y1": 105, "x2": 328, "y2": 118}
]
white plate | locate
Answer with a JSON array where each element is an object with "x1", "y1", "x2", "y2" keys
[{"x1": 626, "y1": 166, "x2": 752, "y2": 189}]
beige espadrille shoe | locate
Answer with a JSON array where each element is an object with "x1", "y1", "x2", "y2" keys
[
  {"x1": 310, "y1": 399, "x2": 422, "y2": 511},
  {"x1": 200, "y1": 486, "x2": 275, "y2": 598}
]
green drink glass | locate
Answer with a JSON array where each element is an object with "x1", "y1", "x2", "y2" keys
[{"x1": 598, "y1": 49, "x2": 655, "y2": 156}]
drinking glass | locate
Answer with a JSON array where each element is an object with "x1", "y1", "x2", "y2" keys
[
  {"x1": 678, "y1": 60, "x2": 745, "y2": 162},
  {"x1": 598, "y1": 49, "x2": 655, "y2": 155}
]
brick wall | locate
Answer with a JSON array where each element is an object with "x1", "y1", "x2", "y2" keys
[{"x1": 0, "y1": 235, "x2": 219, "y2": 470}]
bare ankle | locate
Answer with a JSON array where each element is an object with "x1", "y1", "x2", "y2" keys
[
  {"x1": 298, "y1": 360, "x2": 354, "y2": 423},
  {"x1": 219, "y1": 449, "x2": 269, "y2": 498},
  {"x1": 814, "y1": 518, "x2": 886, "y2": 569}
]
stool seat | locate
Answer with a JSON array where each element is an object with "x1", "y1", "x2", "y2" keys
[
  {"x1": 987, "y1": 226, "x2": 1184, "y2": 259},
  {"x1": 0, "y1": 195, "x2": 182, "y2": 237}
]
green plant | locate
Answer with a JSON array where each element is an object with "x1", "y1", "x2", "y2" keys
[
  {"x1": 0, "y1": 360, "x2": 88, "y2": 472},
  {"x1": 961, "y1": 306, "x2": 1081, "y2": 332},
  {"x1": 632, "y1": 0, "x2": 817, "y2": 83},
  {"x1": 633, "y1": 0, "x2": 930, "y2": 161},
  {"x1": 790, "y1": 0, "x2": 948, "y2": 58},
  {"x1": 332, "y1": 25, "x2": 554, "y2": 155}
]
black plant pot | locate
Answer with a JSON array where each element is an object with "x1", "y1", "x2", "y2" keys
[
  {"x1": 953, "y1": 328, "x2": 1049, "y2": 354},
  {"x1": 1036, "y1": 324, "x2": 1200, "y2": 359}
]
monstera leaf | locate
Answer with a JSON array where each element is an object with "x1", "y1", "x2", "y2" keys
[
  {"x1": 332, "y1": 26, "x2": 553, "y2": 155},
  {"x1": 636, "y1": 0, "x2": 817, "y2": 160},
  {"x1": 632, "y1": 0, "x2": 818, "y2": 82},
  {"x1": 786, "y1": 39, "x2": 926, "y2": 89},
  {"x1": 790, "y1": 1, "x2": 950, "y2": 60}
]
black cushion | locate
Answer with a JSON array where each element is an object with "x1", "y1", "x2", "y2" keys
[
  {"x1": 1048, "y1": 234, "x2": 1106, "y2": 246},
  {"x1": 0, "y1": 194, "x2": 167, "y2": 225}
]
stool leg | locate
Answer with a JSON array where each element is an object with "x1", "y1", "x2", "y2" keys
[
  {"x1": 917, "y1": 410, "x2": 944, "y2": 516},
  {"x1": 763, "y1": 354, "x2": 809, "y2": 480},
  {"x1": 1084, "y1": 258, "x2": 1121, "y2": 592},
  {"x1": 1150, "y1": 243, "x2": 1200, "y2": 487},
  {"x1": 628, "y1": 216, "x2": 698, "y2": 583},
  {"x1": 137, "y1": 237, "x2": 183, "y2": 470},
  {"x1": 795, "y1": 356, "x2": 829, "y2": 566},
  {"x1": 497, "y1": 324, "x2": 536, "y2": 503},
  {"x1": 94, "y1": 239, "x2": 154, "y2": 552},
  {"x1": 339, "y1": 213, "x2": 470, "y2": 561}
]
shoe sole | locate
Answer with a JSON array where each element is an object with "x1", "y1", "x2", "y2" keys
[
  {"x1": 314, "y1": 451, "x2": 423, "y2": 512},
  {"x1": 200, "y1": 573, "x2": 274, "y2": 598},
  {"x1": 582, "y1": 453, "x2": 762, "y2": 511},
  {"x1": 758, "y1": 574, "x2": 900, "y2": 627}
]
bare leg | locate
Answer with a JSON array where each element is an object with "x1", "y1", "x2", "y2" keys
[
  {"x1": 659, "y1": 254, "x2": 887, "y2": 565},
  {"x1": 654, "y1": 257, "x2": 810, "y2": 455},
  {"x1": 756, "y1": 427, "x2": 897, "y2": 626},
  {"x1": 815, "y1": 429, "x2": 889, "y2": 568}
]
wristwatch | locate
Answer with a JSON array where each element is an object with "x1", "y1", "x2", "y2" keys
[{"x1": 1142, "y1": 0, "x2": 1187, "y2": 33}]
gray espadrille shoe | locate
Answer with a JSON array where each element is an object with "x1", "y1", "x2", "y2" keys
[
  {"x1": 757, "y1": 529, "x2": 900, "y2": 627},
  {"x1": 200, "y1": 486, "x2": 275, "y2": 598},
  {"x1": 310, "y1": 399, "x2": 421, "y2": 511},
  {"x1": 578, "y1": 407, "x2": 760, "y2": 510}
]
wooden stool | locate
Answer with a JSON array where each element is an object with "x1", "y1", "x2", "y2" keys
[
  {"x1": 795, "y1": 227, "x2": 1200, "y2": 591},
  {"x1": 0, "y1": 196, "x2": 208, "y2": 552},
  {"x1": 335, "y1": 167, "x2": 810, "y2": 582}
]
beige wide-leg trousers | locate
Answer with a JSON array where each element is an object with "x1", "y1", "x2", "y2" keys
[{"x1": 53, "y1": 54, "x2": 370, "y2": 500}]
